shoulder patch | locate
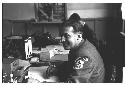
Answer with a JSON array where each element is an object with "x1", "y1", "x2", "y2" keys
[{"x1": 73, "y1": 56, "x2": 89, "y2": 69}]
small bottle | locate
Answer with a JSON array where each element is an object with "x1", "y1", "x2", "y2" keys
[
  {"x1": 10, "y1": 73, "x2": 13, "y2": 83},
  {"x1": 110, "y1": 65, "x2": 117, "y2": 83}
]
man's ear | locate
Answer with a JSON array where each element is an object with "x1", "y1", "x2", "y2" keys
[{"x1": 77, "y1": 33, "x2": 82, "y2": 38}]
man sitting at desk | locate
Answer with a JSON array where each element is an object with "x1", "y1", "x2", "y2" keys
[{"x1": 51, "y1": 13, "x2": 105, "y2": 83}]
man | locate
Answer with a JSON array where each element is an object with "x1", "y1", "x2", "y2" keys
[{"x1": 60, "y1": 13, "x2": 105, "y2": 83}]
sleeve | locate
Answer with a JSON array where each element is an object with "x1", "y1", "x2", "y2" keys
[{"x1": 72, "y1": 56, "x2": 95, "y2": 83}]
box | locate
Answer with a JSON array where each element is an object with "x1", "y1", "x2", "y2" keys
[{"x1": 40, "y1": 51, "x2": 50, "y2": 61}]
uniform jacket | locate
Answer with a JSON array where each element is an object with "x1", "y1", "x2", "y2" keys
[
  {"x1": 67, "y1": 39, "x2": 105, "y2": 83},
  {"x1": 54, "y1": 39, "x2": 105, "y2": 83}
]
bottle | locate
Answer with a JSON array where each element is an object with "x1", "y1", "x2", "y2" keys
[
  {"x1": 110, "y1": 65, "x2": 117, "y2": 83},
  {"x1": 10, "y1": 73, "x2": 13, "y2": 83}
]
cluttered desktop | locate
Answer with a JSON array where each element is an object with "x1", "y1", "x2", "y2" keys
[{"x1": 2, "y1": 32, "x2": 69, "y2": 83}]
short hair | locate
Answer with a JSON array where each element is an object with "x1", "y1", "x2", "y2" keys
[
  {"x1": 63, "y1": 20, "x2": 84, "y2": 33},
  {"x1": 69, "y1": 13, "x2": 81, "y2": 21}
]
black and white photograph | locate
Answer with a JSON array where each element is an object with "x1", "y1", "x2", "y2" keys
[{"x1": 2, "y1": 1, "x2": 125, "y2": 83}]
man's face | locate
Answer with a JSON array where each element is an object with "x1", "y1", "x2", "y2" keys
[{"x1": 62, "y1": 26, "x2": 79, "y2": 50}]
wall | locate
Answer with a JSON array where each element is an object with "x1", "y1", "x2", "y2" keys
[
  {"x1": 2, "y1": 3, "x2": 60, "y2": 38},
  {"x1": 66, "y1": 3, "x2": 122, "y2": 40},
  {"x1": 2, "y1": 3, "x2": 35, "y2": 37},
  {"x1": 67, "y1": 3, "x2": 121, "y2": 18},
  {"x1": 2, "y1": 3, "x2": 35, "y2": 20}
]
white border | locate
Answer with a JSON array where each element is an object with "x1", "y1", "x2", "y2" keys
[
  {"x1": 1, "y1": 0, "x2": 125, "y2": 85},
  {"x1": 1, "y1": 0, "x2": 125, "y2": 3}
]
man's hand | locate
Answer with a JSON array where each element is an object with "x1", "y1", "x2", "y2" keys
[{"x1": 27, "y1": 78, "x2": 41, "y2": 83}]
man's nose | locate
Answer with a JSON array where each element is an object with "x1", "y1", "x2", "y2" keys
[{"x1": 61, "y1": 36, "x2": 65, "y2": 42}]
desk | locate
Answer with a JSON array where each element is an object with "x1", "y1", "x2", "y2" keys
[{"x1": 27, "y1": 60, "x2": 67, "y2": 83}]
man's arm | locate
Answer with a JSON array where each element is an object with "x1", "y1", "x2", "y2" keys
[{"x1": 72, "y1": 56, "x2": 96, "y2": 83}]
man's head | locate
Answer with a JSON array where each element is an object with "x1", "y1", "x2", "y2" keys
[
  {"x1": 62, "y1": 13, "x2": 85, "y2": 50},
  {"x1": 62, "y1": 26, "x2": 83, "y2": 50}
]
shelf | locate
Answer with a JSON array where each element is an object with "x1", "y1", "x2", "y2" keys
[
  {"x1": 4, "y1": 19, "x2": 63, "y2": 24},
  {"x1": 31, "y1": 21, "x2": 63, "y2": 24},
  {"x1": 7, "y1": 19, "x2": 35, "y2": 23}
]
